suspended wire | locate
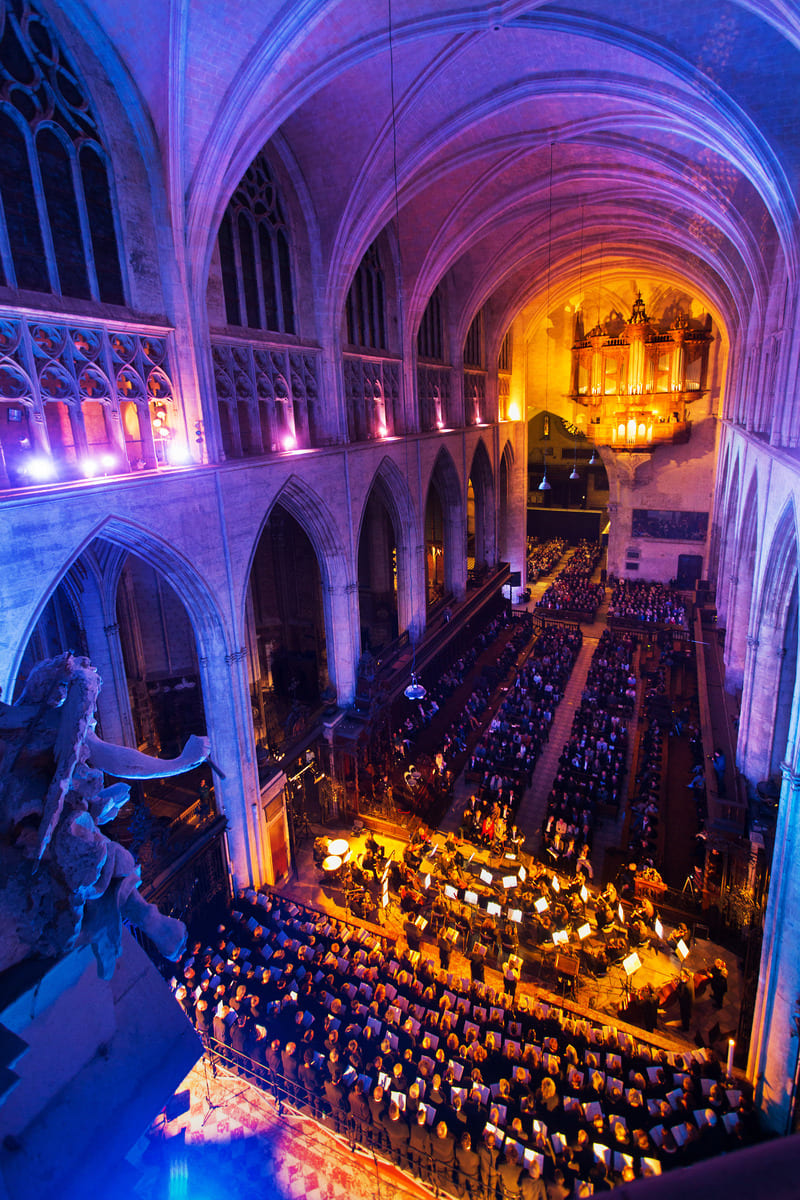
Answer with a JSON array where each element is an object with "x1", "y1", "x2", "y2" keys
[
  {"x1": 389, "y1": 0, "x2": 427, "y2": 700},
  {"x1": 540, "y1": 143, "x2": 554, "y2": 492}
]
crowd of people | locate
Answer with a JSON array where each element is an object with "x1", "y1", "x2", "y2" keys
[
  {"x1": 391, "y1": 609, "x2": 531, "y2": 771},
  {"x1": 430, "y1": 613, "x2": 540, "y2": 793},
  {"x1": 536, "y1": 543, "x2": 605, "y2": 620},
  {"x1": 607, "y1": 580, "x2": 686, "y2": 628},
  {"x1": 537, "y1": 578, "x2": 605, "y2": 621},
  {"x1": 464, "y1": 625, "x2": 584, "y2": 836},
  {"x1": 170, "y1": 890, "x2": 757, "y2": 1196},
  {"x1": 527, "y1": 537, "x2": 567, "y2": 582},
  {"x1": 580, "y1": 630, "x2": 638, "y2": 717},
  {"x1": 541, "y1": 632, "x2": 633, "y2": 868}
]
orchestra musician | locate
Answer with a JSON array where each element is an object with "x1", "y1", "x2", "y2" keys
[
  {"x1": 362, "y1": 845, "x2": 381, "y2": 882},
  {"x1": 594, "y1": 895, "x2": 612, "y2": 932},
  {"x1": 404, "y1": 841, "x2": 423, "y2": 872},
  {"x1": 365, "y1": 829, "x2": 386, "y2": 863},
  {"x1": 492, "y1": 812, "x2": 507, "y2": 857}
]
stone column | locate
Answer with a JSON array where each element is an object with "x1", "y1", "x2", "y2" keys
[
  {"x1": 74, "y1": 564, "x2": 136, "y2": 748},
  {"x1": 198, "y1": 646, "x2": 265, "y2": 891},
  {"x1": 748, "y1": 765, "x2": 800, "y2": 1133},
  {"x1": 725, "y1": 568, "x2": 756, "y2": 695},
  {"x1": 408, "y1": 540, "x2": 428, "y2": 639},
  {"x1": 323, "y1": 579, "x2": 360, "y2": 707},
  {"x1": 739, "y1": 628, "x2": 784, "y2": 782},
  {"x1": 92, "y1": 621, "x2": 136, "y2": 748},
  {"x1": 446, "y1": 507, "x2": 467, "y2": 602},
  {"x1": 715, "y1": 570, "x2": 737, "y2": 638}
]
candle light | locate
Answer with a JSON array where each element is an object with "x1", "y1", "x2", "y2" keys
[{"x1": 727, "y1": 1038, "x2": 735, "y2": 1077}]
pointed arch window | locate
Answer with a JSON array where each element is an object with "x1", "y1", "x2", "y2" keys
[
  {"x1": 0, "y1": 0, "x2": 124, "y2": 304},
  {"x1": 498, "y1": 329, "x2": 512, "y2": 373},
  {"x1": 217, "y1": 153, "x2": 296, "y2": 334},
  {"x1": 418, "y1": 285, "x2": 444, "y2": 362},
  {"x1": 346, "y1": 240, "x2": 386, "y2": 350},
  {"x1": 463, "y1": 309, "x2": 484, "y2": 369}
]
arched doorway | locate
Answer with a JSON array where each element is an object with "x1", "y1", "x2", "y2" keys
[
  {"x1": 425, "y1": 447, "x2": 465, "y2": 608},
  {"x1": 358, "y1": 486, "x2": 399, "y2": 654},
  {"x1": 466, "y1": 478, "x2": 476, "y2": 567},
  {"x1": 246, "y1": 502, "x2": 328, "y2": 754},
  {"x1": 424, "y1": 481, "x2": 446, "y2": 608},
  {"x1": 468, "y1": 439, "x2": 496, "y2": 576},
  {"x1": 499, "y1": 441, "x2": 513, "y2": 564},
  {"x1": 115, "y1": 553, "x2": 207, "y2": 756}
]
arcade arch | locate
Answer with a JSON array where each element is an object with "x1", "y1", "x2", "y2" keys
[
  {"x1": 424, "y1": 447, "x2": 464, "y2": 609},
  {"x1": 246, "y1": 502, "x2": 329, "y2": 755}
]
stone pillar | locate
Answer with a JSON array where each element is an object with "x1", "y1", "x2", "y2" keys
[
  {"x1": 197, "y1": 647, "x2": 265, "y2": 891},
  {"x1": 323, "y1": 579, "x2": 360, "y2": 707},
  {"x1": 446, "y1": 505, "x2": 468, "y2": 602},
  {"x1": 92, "y1": 621, "x2": 136, "y2": 748},
  {"x1": 748, "y1": 765, "x2": 800, "y2": 1133},
  {"x1": 409, "y1": 540, "x2": 428, "y2": 639},
  {"x1": 739, "y1": 628, "x2": 784, "y2": 782},
  {"x1": 715, "y1": 570, "x2": 737, "y2": 638},
  {"x1": 74, "y1": 565, "x2": 136, "y2": 748},
  {"x1": 725, "y1": 568, "x2": 756, "y2": 695}
]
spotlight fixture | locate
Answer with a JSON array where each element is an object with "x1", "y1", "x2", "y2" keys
[{"x1": 27, "y1": 455, "x2": 56, "y2": 482}]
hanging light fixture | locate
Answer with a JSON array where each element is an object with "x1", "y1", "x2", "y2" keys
[
  {"x1": 404, "y1": 632, "x2": 427, "y2": 699},
  {"x1": 405, "y1": 670, "x2": 427, "y2": 701},
  {"x1": 538, "y1": 447, "x2": 551, "y2": 491},
  {"x1": 589, "y1": 447, "x2": 597, "y2": 465}
]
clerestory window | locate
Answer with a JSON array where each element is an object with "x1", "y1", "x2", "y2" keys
[{"x1": 0, "y1": 0, "x2": 124, "y2": 305}]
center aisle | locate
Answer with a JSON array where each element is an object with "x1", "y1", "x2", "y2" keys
[{"x1": 515, "y1": 630, "x2": 599, "y2": 854}]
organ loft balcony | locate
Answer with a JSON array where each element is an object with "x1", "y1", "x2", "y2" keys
[{"x1": 570, "y1": 295, "x2": 712, "y2": 452}]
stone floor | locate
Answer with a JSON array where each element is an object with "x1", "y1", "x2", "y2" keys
[{"x1": 131, "y1": 1057, "x2": 432, "y2": 1200}]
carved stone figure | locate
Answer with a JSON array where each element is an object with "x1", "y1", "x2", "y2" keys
[{"x1": 0, "y1": 652, "x2": 210, "y2": 979}]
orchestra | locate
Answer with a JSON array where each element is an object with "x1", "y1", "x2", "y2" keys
[{"x1": 311, "y1": 812, "x2": 711, "y2": 1042}]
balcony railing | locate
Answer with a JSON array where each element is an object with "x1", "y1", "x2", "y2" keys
[
  {"x1": 417, "y1": 361, "x2": 453, "y2": 430},
  {"x1": 0, "y1": 307, "x2": 180, "y2": 489},
  {"x1": 211, "y1": 335, "x2": 326, "y2": 457},
  {"x1": 342, "y1": 351, "x2": 401, "y2": 441},
  {"x1": 463, "y1": 367, "x2": 487, "y2": 424}
]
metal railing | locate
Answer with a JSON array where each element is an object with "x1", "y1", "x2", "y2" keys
[{"x1": 197, "y1": 1036, "x2": 466, "y2": 1199}]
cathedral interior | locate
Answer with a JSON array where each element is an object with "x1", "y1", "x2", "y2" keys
[{"x1": 1, "y1": 0, "x2": 800, "y2": 1196}]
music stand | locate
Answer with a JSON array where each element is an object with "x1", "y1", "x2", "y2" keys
[
  {"x1": 554, "y1": 952, "x2": 580, "y2": 1000},
  {"x1": 622, "y1": 951, "x2": 642, "y2": 1005}
]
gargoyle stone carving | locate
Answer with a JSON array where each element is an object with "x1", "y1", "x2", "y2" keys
[{"x1": 0, "y1": 652, "x2": 210, "y2": 979}]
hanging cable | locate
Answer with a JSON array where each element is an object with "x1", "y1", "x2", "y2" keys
[
  {"x1": 539, "y1": 143, "x2": 555, "y2": 492},
  {"x1": 388, "y1": 0, "x2": 427, "y2": 701}
]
